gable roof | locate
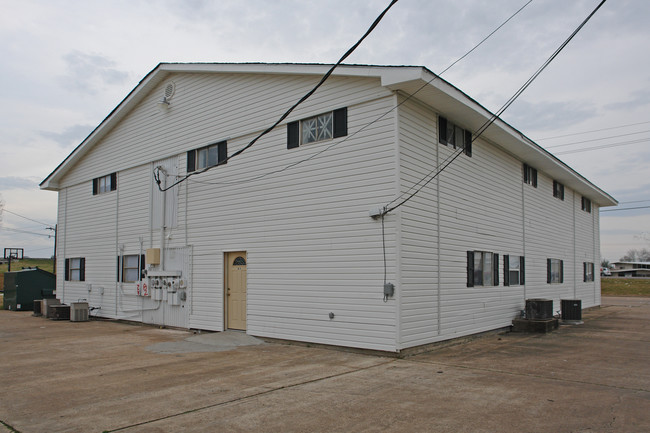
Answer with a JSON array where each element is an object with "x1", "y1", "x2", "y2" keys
[{"x1": 40, "y1": 62, "x2": 617, "y2": 207}]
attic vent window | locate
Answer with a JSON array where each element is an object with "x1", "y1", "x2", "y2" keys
[
  {"x1": 287, "y1": 107, "x2": 347, "y2": 149},
  {"x1": 438, "y1": 116, "x2": 472, "y2": 157},
  {"x1": 523, "y1": 163, "x2": 537, "y2": 188},
  {"x1": 187, "y1": 141, "x2": 227, "y2": 173},
  {"x1": 93, "y1": 173, "x2": 117, "y2": 195},
  {"x1": 164, "y1": 82, "x2": 176, "y2": 100}
]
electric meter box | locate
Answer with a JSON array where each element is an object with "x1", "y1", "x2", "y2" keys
[{"x1": 146, "y1": 248, "x2": 161, "y2": 265}]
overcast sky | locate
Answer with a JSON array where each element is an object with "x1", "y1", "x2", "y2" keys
[{"x1": 0, "y1": 0, "x2": 648, "y2": 262}]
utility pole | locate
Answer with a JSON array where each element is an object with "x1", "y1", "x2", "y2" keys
[{"x1": 47, "y1": 225, "x2": 57, "y2": 275}]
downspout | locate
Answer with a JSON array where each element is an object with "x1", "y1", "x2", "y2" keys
[
  {"x1": 116, "y1": 178, "x2": 120, "y2": 315},
  {"x1": 158, "y1": 166, "x2": 167, "y2": 271},
  {"x1": 573, "y1": 190, "x2": 577, "y2": 299},
  {"x1": 158, "y1": 166, "x2": 167, "y2": 327}
]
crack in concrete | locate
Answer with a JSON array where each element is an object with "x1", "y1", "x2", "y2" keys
[
  {"x1": 103, "y1": 359, "x2": 395, "y2": 432},
  {"x1": 0, "y1": 419, "x2": 21, "y2": 433}
]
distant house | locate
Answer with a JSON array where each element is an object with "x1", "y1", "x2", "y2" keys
[
  {"x1": 40, "y1": 63, "x2": 616, "y2": 353},
  {"x1": 609, "y1": 262, "x2": 650, "y2": 278}
]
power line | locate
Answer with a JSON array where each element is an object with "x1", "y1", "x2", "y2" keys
[
  {"x1": 157, "y1": 0, "x2": 400, "y2": 192},
  {"x1": 0, "y1": 227, "x2": 54, "y2": 238},
  {"x1": 544, "y1": 129, "x2": 650, "y2": 148},
  {"x1": 536, "y1": 120, "x2": 650, "y2": 141},
  {"x1": 1, "y1": 208, "x2": 54, "y2": 228},
  {"x1": 188, "y1": 0, "x2": 534, "y2": 188},
  {"x1": 382, "y1": 0, "x2": 607, "y2": 216},
  {"x1": 601, "y1": 205, "x2": 650, "y2": 213},
  {"x1": 553, "y1": 137, "x2": 648, "y2": 155}
]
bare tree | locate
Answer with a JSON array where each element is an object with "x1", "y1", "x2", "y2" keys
[{"x1": 620, "y1": 248, "x2": 650, "y2": 262}]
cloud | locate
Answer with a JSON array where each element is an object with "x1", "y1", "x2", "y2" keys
[
  {"x1": 59, "y1": 50, "x2": 130, "y2": 95},
  {"x1": 604, "y1": 89, "x2": 650, "y2": 111},
  {"x1": 39, "y1": 124, "x2": 94, "y2": 148},
  {"x1": 0, "y1": 176, "x2": 39, "y2": 190},
  {"x1": 503, "y1": 99, "x2": 598, "y2": 132}
]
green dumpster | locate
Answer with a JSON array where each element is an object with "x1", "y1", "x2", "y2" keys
[{"x1": 3, "y1": 268, "x2": 56, "y2": 311}]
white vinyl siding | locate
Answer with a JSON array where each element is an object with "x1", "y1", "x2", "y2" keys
[
  {"x1": 51, "y1": 67, "x2": 606, "y2": 353},
  {"x1": 56, "y1": 74, "x2": 391, "y2": 189},
  {"x1": 184, "y1": 95, "x2": 399, "y2": 350},
  {"x1": 397, "y1": 100, "x2": 525, "y2": 349},
  {"x1": 397, "y1": 97, "x2": 440, "y2": 347},
  {"x1": 57, "y1": 73, "x2": 399, "y2": 351}
]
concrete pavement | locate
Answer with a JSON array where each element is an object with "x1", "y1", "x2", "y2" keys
[{"x1": 1, "y1": 297, "x2": 648, "y2": 432}]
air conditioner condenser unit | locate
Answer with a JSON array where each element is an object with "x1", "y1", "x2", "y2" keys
[{"x1": 70, "y1": 302, "x2": 89, "y2": 322}]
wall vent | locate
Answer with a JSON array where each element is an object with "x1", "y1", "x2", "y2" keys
[{"x1": 164, "y1": 82, "x2": 176, "y2": 101}]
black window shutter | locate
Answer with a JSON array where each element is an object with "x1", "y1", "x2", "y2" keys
[
  {"x1": 438, "y1": 116, "x2": 447, "y2": 144},
  {"x1": 333, "y1": 107, "x2": 347, "y2": 138},
  {"x1": 467, "y1": 251, "x2": 474, "y2": 287},
  {"x1": 523, "y1": 164, "x2": 529, "y2": 184},
  {"x1": 520, "y1": 256, "x2": 525, "y2": 284},
  {"x1": 117, "y1": 256, "x2": 121, "y2": 281},
  {"x1": 532, "y1": 168, "x2": 538, "y2": 188},
  {"x1": 547, "y1": 258, "x2": 552, "y2": 284},
  {"x1": 287, "y1": 121, "x2": 300, "y2": 149},
  {"x1": 110, "y1": 173, "x2": 117, "y2": 191},
  {"x1": 140, "y1": 254, "x2": 146, "y2": 280},
  {"x1": 65, "y1": 258, "x2": 70, "y2": 281},
  {"x1": 464, "y1": 130, "x2": 472, "y2": 156},
  {"x1": 218, "y1": 141, "x2": 228, "y2": 165},
  {"x1": 92, "y1": 178, "x2": 98, "y2": 195},
  {"x1": 560, "y1": 260, "x2": 564, "y2": 283},
  {"x1": 79, "y1": 258, "x2": 85, "y2": 282},
  {"x1": 503, "y1": 255, "x2": 510, "y2": 286},
  {"x1": 583, "y1": 262, "x2": 587, "y2": 282},
  {"x1": 493, "y1": 254, "x2": 499, "y2": 286},
  {"x1": 187, "y1": 150, "x2": 196, "y2": 172}
]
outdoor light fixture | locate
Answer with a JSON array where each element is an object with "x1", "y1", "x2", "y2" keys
[{"x1": 157, "y1": 96, "x2": 171, "y2": 113}]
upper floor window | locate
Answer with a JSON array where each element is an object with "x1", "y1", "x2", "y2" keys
[
  {"x1": 581, "y1": 196, "x2": 592, "y2": 213},
  {"x1": 438, "y1": 116, "x2": 472, "y2": 156},
  {"x1": 553, "y1": 180, "x2": 565, "y2": 200},
  {"x1": 287, "y1": 107, "x2": 347, "y2": 149},
  {"x1": 187, "y1": 141, "x2": 227, "y2": 173},
  {"x1": 504, "y1": 255, "x2": 525, "y2": 286},
  {"x1": 547, "y1": 258, "x2": 564, "y2": 284},
  {"x1": 467, "y1": 251, "x2": 499, "y2": 287},
  {"x1": 64, "y1": 257, "x2": 85, "y2": 281},
  {"x1": 93, "y1": 173, "x2": 117, "y2": 195},
  {"x1": 523, "y1": 164, "x2": 537, "y2": 188}
]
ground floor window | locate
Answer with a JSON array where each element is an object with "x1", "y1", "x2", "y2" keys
[
  {"x1": 65, "y1": 257, "x2": 85, "y2": 281},
  {"x1": 467, "y1": 251, "x2": 499, "y2": 287},
  {"x1": 547, "y1": 258, "x2": 564, "y2": 284},
  {"x1": 584, "y1": 262, "x2": 594, "y2": 282},
  {"x1": 504, "y1": 255, "x2": 525, "y2": 286},
  {"x1": 117, "y1": 254, "x2": 145, "y2": 283}
]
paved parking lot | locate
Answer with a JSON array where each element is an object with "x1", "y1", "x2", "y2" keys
[{"x1": 1, "y1": 297, "x2": 649, "y2": 433}]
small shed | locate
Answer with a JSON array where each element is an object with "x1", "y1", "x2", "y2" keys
[{"x1": 2, "y1": 268, "x2": 56, "y2": 311}]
